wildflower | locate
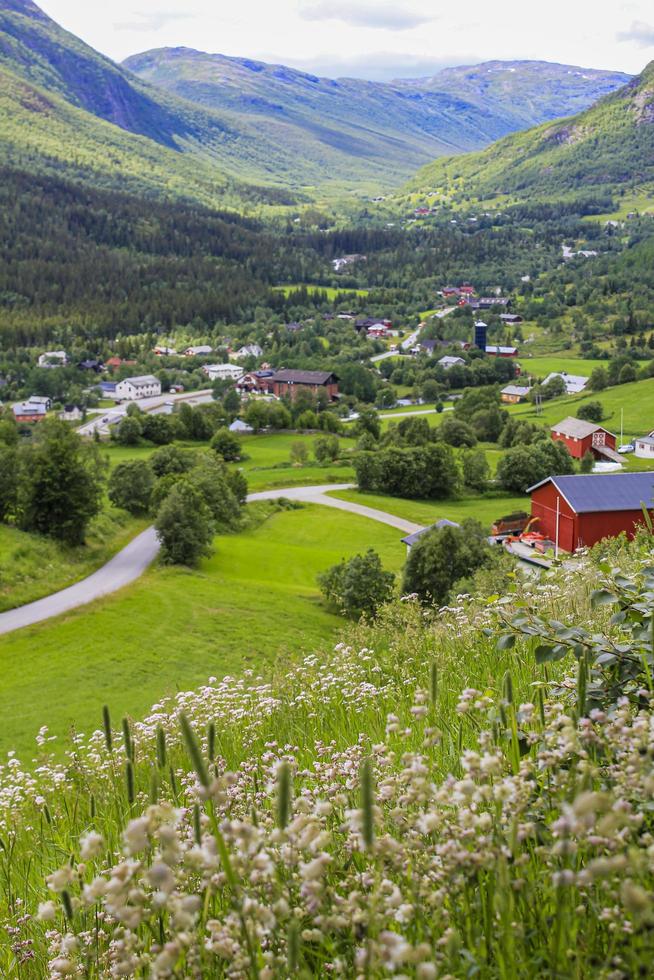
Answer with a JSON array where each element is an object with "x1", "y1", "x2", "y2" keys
[
  {"x1": 80, "y1": 831, "x2": 104, "y2": 860},
  {"x1": 37, "y1": 901, "x2": 57, "y2": 921}
]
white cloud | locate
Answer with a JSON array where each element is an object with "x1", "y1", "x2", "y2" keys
[
  {"x1": 299, "y1": 1, "x2": 434, "y2": 31},
  {"x1": 617, "y1": 20, "x2": 654, "y2": 46}
]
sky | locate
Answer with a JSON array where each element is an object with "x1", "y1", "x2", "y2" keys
[{"x1": 36, "y1": 0, "x2": 654, "y2": 80}]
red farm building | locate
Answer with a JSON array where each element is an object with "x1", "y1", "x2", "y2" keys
[
  {"x1": 528, "y1": 472, "x2": 654, "y2": 552},
  {"x1": 550, "y1": 416, "x2": 620, "y2": 463}
]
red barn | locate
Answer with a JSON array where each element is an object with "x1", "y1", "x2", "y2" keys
[
  {"x1": 270, "y1": 369, "x2": 339, "y2": 401},
  {"x1": 551, "y1": 417, "x2": 619, "y2": 462},
  {"x1": 529, "y1": 473, "x2": 654, "y2": 552}
]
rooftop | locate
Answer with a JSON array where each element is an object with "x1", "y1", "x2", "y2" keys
[
  {"x1": 272, "y1": 369, "x2": 337, "y2": 385},
  {"x1": 121, "y1": 375, "x2": 160, "y2": 386},
  {"x1": 551, "y1": 416, "x2": 612, "y2": 440},
  {"x1": 528, "y1": 472, "x2": 654, "y2": 513},
  {"x1": 401, "y1": 519, "x2": 460, "y2": 547}
]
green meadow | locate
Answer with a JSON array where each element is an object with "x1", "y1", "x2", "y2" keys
[
  {"x1": 273, "y1": 284, "x2": 369, "y2": 299},
  {"x1": 0, "y1": 503, "x2": 407, "y2": 757},
  {"x1": 328, "y1": 489, "x2": 528, "y2": 529}
]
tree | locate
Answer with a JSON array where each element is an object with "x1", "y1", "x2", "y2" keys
[
  {"x1": 290, "y1": 441, "x2": 309, "y2": 465},
  {"x1": 0, "y1": 446, "x2": 18, "y2": 521},
  {"x1": 353, "y1": 444, "x2": 459, "y2": 499},
  {"x1": 438, "y1": 417, "x2": 477, "y2": 448},
  {"x1": 115, "y1": 415, "x2": 142, "y2": 445},
  {"x1": 397, "y1": 416, "x2": 433, "y2": 446},
  {"x1": 580, "y1": 450, "x2": 595, "y2": 473},
  {"x1": 402, "y1": 521, "x2": 492, "y2": 606},
  {"x1": 141, "y1": 414, "x2": 175, "y2": 445},
  {"x1": 155, "y1": 483, "x2": 214, "y2": 566},
  {"x1": 314, "y1": 435, "x2": 340, "y2": 463},
  {"x1": 352, "y1": 407, "x2": 381, "y2": 440},
  {"x1": 150, "y1": 445, "x2": 196, "y2": 478},
  {"x1": 18, "y1": 421, "x2": 105, "y2": 545},
  {"x1": 186, "y1": 456, "x2": 240, "y2": 530},
  {"x1": 421, "y1": 379, "x2": 441, "y2": 403},
  {"x1": 223, "y1": 388, "x2": 241, "y2": 416},
  {"x1": 461, "y1": 449, "x2": 490, "y2": 491},
  {"x1": 576, "y1": 401, "x2": 604, "y2": 423},
  {"x1": 296, "y1": 410, "x2": 319, "y2": 430},
  {"x1": 108, "y1": 461, "x2": 154, "y2": 515},
  {"x1": 619, "y1": 363, "x2": 637, "y2": 384},
  {"x1": 496, "y1": 439, "x2": 573, "y2": 493},
  {"x1": 589, "y1": 367, "x2": 608, "y2": 391},
  {"x1": 210, "y1": 428, "x2": 242, "y2": 461},
  {"x1": 227, "y1": 469, "x2": 248, "y2": 505},
  {"x1": 318, "y1": 549, "x2": 395, "y2": 618}
]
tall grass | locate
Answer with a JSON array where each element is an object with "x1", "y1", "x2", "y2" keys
[{"x1": 0, "y1": 549, "x2": 652, "y2": 976}]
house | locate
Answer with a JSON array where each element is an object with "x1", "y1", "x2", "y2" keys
[
  {"x1": 420, "y1": 339, "x2": 439, "y2": 355},
  {"x1": 202, "y1": 363, "x2": 244, "y2": 382},
  {"x1": 59, "y1": 405, "x2": 83, "y2": 422},
  {"x1": 401, "y1": 520, "x2": 460, "y2": 553},
  {"x1": 233, "y1": 344, "x2": 263, "y2": 360},
  {"x1": 501, "y1": 384, "x2": 531, "y2": 404},
  {"x1": 551, "y1": 417, "x2": 620, "y2": 462},
  {"x1": 528, "y1": 472, "x2": 654, "y2": 552},
  {"x1": 115, "y1": 375, "x2": 162, "y2": 400},
  {"x1": 153, "y1": 346, "x2": 177, "y2": 356},
  {"x1": 367, "y1": 325, "x2": 389, "y2": 339},
  {"x1": 12, "y1": 399, "x2": 48, "y2": 422},
  {"x1": 543, "y1": 371, "x2": 588, "y2": 395},
  {"x1": 38, "y1": 350, "x2": 67, "y2": 368},
  {"x1": 486, "y1": 346, "x2": 518, "y2": 357},
  {"x1": 77, "y1": 359, "x2": 104, "y2": 373},
  {"x1": 355, "y1": 317, "x2": 392, "y2": 333},
  {"x1": 332, "y1": 254, "x2": 366, "y2": 272},
  {"x1": 271, "y1": 369, "x2": 339, "y2": 401},
  {"x1": 229, "y1": 419, "x2": 254, "y2": 434},
  {"x1": 438, "y1": 355, "x2": 465, "y2": 370},
  {"x1": 500, "y1": 313, "x2": 523, "y2": 324},
  {"x1": 100, "y1": 381, "x2": 118, "y2": 397},
  {"x1": 27, "y1": 395, "x2": 52, "y2": 411},
  {"x1": 183, "y1": 345, "x2": 213, "y2": 357},
  {"x1": 105, "y1": 357, "x2": 136, "y2": 370},
  {"x1": 634, "y1": 432, "x2": 654, "y2": 459},
  {"x1": 473, "y1": 297, "x2": 510, "y2": 309},
  {"x1": 236, "y1": 370, "x2": 275, "y2": 394},
  {"x1": 285, "y1": 322, "x2": 304, "y2": 333}
]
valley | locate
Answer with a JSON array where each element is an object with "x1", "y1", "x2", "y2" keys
[{"x1": 0, "y1": 1, "x2": 654, "y2": 975}]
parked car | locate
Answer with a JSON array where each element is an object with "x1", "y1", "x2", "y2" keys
[{"x1": 618, "y1": 443, "x2": 635, "y2": 454}]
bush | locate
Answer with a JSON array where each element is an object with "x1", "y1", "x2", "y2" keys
[
  {"x1": 141, "y1": 414, "x2": 175, "y2": 446},
  {"x1": 577, "y1": 401, "x2": 604, "y2": 423},
  {"x1": 290, "y1": 442, "x2": 309, "y2": 465},
  {"x1": 150, "y1": 445, "x2": 196, "y2": 478},
  {"x1": 402, "y1": 520, "x2": 493, "y2": 605},
  {"x1": 318, "y1": 549, "x2": 395, "y2": 618},
  {"x1": 210, "y1": 428, "x2": 242, "y2": 462},
  {"x1": 496, "y1": 439, "x2": 573, "y2": 493},
  {"x1": 438, "y1": 417, "x2": 477, "y2": 447},
  {"x1": 155, "y1": 482, "x2": 214, "y2": 566},
  {"x1": 115, "y1": 415, "x2": 142, "y2": 446},
  {"x1": 354, "y1": 444, "x2": 460, "y2": 499},
  {"x1": 461, "y1": 449, "x2": 490, "y2": 490},
  {"x1": 314, "y1": 435, "x2": 340, "y2": 463},
  {"x1": 108, "y1": 461, "x2": 154, "y2": 515}
]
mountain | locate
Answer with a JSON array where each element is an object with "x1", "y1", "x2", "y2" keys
[
  {"x1": 407, "y1": 62, "x2": 654, "y2": 207},
  {"x1": 124, "y1": 48, "x2": 630, "y2": 188}
]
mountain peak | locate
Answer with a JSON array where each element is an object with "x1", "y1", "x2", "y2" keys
[{"x1": 0, "y1": 0, "x2": 50, "y2": 21}]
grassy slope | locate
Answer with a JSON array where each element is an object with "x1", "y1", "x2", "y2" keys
[
  {"x1": 407, "y1": 62, "x2": 654, "y2": 206},
  {"x1": 329, "y1": 489, "x2": 528, "y2": 528},
  {"x1": 0, "y1": 504, "x2": 406, "y2": 757}
]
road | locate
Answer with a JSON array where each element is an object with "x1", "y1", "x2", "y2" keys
[
  {"x1": 370, "y1": 307, "x2": 455, "y2": 363},
  {"x1": 0, "y1": 485, "x2": 422, "y2": 637},
  {"x1": 77, "y1": 388, "x2": 215, "y2": 438}
]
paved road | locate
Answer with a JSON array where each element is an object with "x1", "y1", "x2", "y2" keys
[
  {"x1": 0, "y1": 485, "x2": 421, "y2": 637},
  {"x1": 370, "y1": 307, "x2": 455, "y2": 363},
  {"x1": 378, "y1": 406, "x2": 453, "y2": 419},
  {"x1": 77, "y1": 389, "x2": 215, "y2": 438}
]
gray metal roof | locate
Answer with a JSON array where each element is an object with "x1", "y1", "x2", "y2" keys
[
  {"x1": 401, "y1": 519, "x2": 460, "y2": 546},
  {"x1": 528, "y1": 473, "x2": 654, "y2": 513},
  {"x1": 272, "y1": 369, "x2": 337, "y2": 385},
  {"x1": 550, "y1": 416, "x2": 609, "y2": 439}
]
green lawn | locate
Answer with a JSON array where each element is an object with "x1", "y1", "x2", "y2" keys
[
  {"x1": 0, "y1": 511, "x2": 146, "y2": 613},
  {"x1": 0, "y1": 504, "x2": 406, "y2": 758},
  {"x1": 273, "y1": 284, "x2": 369, "y2": 299},
  {"x1": 517, "y1": 355, "x2": 609, "y2": 378},
  {"x1": 507, "y1": 376, "x2": 654, "y2": 441},
  {"x1": 328, "y1": 489, "x2": 528, "y2": 530}
]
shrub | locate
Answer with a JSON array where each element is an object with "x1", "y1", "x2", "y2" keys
[
  {"x1": 314, "y1": 435, "x2": 340, "y2": 463},
  {"x1": 318, "y1": 548, "x2": 395, "y2": 617},
  {"x1": 577, "y1": 401, "x2": 604, "y2": 423},
  {"x1": 115, "y1": 415, "x2": 142, "y2": 445},
  {"x1": 290, "y1": 442, "x2": 309, "y2": 465},
  {"x1": 354, "y1": 444, "x2": 460, "y2": 499},
  {"x1": 155, "y1": 482, "x2": 214, "y2": 566},
  {"x1": 108, "y1": 461, "x2": 154, "y2": 515},
  {"x1": 402, "y1": 519, "x2": 493, "y2": 605},
  {"x1": 461, "y1": 449, "x2": 490, "y2": 490},
  {"x1": 438, "y1": 417, "x2": 477, "y2": 447},
  {"x1": 210, "y1": 428, "x2": 242, "y2": 462},
  {"x1": 150, "y1": 445, "x2": 196, "y2": 478}
]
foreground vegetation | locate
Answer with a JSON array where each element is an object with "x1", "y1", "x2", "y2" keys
[{"x1": 1, "y1": 534, "x2": 654, "y2": 975}]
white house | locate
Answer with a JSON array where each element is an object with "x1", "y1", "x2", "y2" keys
[
  {"x1": 229, "y1": 419, "x2": 254, "y2": 434},
  {"x1": 202, "y1": 363, "x2": 244, "y2": 382},
  {"x1": 183, "y1": 345, "x2": 213, "y2": 357},
  {"x1": 59, "y1": 405, "x2": 83, "y2": 422},
  {"x1": 542, "y1": 371, "x2": 588, "y2": 395},
  {"x1": 27, "y1": 395, "x2": 52, "y2": 411},
  {"x1": 634, "y1": 432, "x2": 654, "y2": 459},
  {"x1": 233, "y1": 344, "x2": 263, "y2": 360},
  {"x1": 38, "y1": 350, "x2": 67, "y2": 368},
  {"x1": 115, "y1": 375, "x2": 162, "y2": 400},
  {"x1": 438, "y1": 355, "x2": 465, "y2": 369}
]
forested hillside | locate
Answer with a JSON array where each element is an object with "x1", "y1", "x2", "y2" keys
[{"x1": 408, "y1": 62, "x2": 654, "y2": 207}]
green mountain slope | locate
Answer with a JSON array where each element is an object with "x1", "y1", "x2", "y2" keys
[
  {"x1": 407, "y1": 62, "x2": 654, "y2": 207},
  {"x1": 124, "y1": 48, "x2": 629, "y2": 185}
]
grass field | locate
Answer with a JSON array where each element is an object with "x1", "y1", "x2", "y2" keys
[
  {"x1": 0, "y1": 503, "x2": 406, "y2": 757},
  {"x1": 273, "y1": 284, "x2": 369, "y2": 299},
  {"x1": 329, "y1": 489, "x2": 528, "y2": 529},
  {"x1": 517, "y1": 354, "x2": 608, "y2": 377},
  {"x1": 0, "y1": 511, "x2": 145, "y2": 613}
]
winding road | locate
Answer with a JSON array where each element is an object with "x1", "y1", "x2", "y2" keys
[{"x1": 0, "y1": 485, "x2": 422, "y2": 638}]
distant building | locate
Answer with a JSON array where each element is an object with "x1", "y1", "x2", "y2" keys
[
  {"x1": 332, "y1": 254, "x2": 366, "y2": 272},
  {"x1": 183, "y1": 345, "x2": 213, "y2": 357},
  {"x1": 203, "y1": 363, "x2": 244, "y2": 382},
  {"x1": 115, "y1": 375, "x2": 162, "y2": 400},
  {"x1": 38, "y1": 350, "x2": 67, "y2": 368},
  {"x1": 12, "y1": 398, "x2": 49, "y2": 422},
  {"x1": 233, "y1": 344, "x2": 263, "y2": 360},
  {"x1": 59, "y1": 405, "x2": 83, "y2": 422},
  {"x1": 438, "y1": 355, "x2": 465, "y2": 370},
  {"x1": 474, "y1": 320, "x2": 488, "y2": 349},
  {"x1": 153, "y1": 346, "x2": 177, "y2": 356},
  {"x1": 236, "y1": 370, "x2": 275, "y2": 394},
  {"x1": 634, "y1": 432, "x2": 654, "y2": 459},
  {"x1": 401, "y1": 520, "x2": 460, "y2": 553},
  {"x1": 77, "y1": 359, "x2": 104, "y2": 373},
  {"x1": 542, "y1": 371, "x2": 588, "y2": 395},
  {"x1": 500, "y1": 313, "x2": 523, "y2": 324},
  {"x1": 355, "y1": 317, "x2": 392, "y2": 333},
  {"x1": 100, "y1": 381, "x2": 118, "y2": 397},
  {"x1": 229, "y1": 419, "x2": 254, "y2": 434},
  {"x1": 270, "y1": 369, "x2": 339, "y2": 401},
  {"x1": 501, "y1": 384, "x2": 531, "y2": 404},
  {"x1": 486, "y1": 345, "x2": 518, "y2": 357},
  {"x1": 105, "y1": 357, "x2": 136, "y2": 370},
  {"x1": 551, "y1": 417, "x2": 620, "y2": 462}
]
